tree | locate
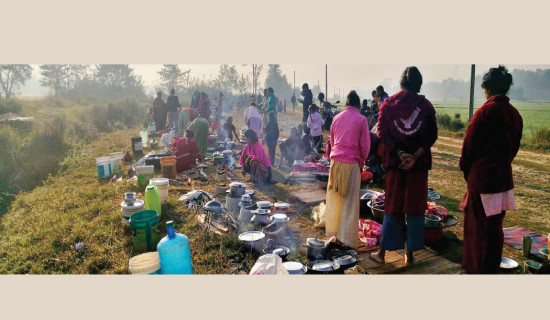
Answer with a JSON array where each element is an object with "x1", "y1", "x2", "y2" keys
[
  {"x1": 157, "y1": 64, "x2": 190, "y2": 94},
  {"x1": 40, "y1": 64, "x2": 65, "y2": 96},
  {"x1": 213, "y1": 65, "x2": 241, "y2": 93},
  {"x1": 94, "y1": 64, "x2": 145, "y2": 97},
  {"x1": 63, "y1": 65, "x2": 88, "y2": 93},
  {"x1": 0, "y1": 65, "x2": 33, "y2": 99},
  {"x1": 264, "y1": 64, "x2": 292, "y2": 100}
]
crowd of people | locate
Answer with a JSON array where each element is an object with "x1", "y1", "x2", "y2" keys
[{"x1": 150, "y1": 64, "x2": 523, "y2": 274}]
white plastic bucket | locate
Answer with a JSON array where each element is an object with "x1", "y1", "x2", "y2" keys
[
  {"x1": 129, "y1": 252, "x2": 161, "y2": 274},
  {"x1": 96, "y1": 157, "x2": 112, "y2": 179},
  {"x1": 150, "y1": 178, "x2": 169, "y2": 204},
  {"x1": 121, "y1": 200, "x2": 145, "y2": 226},
  {"x1": 110, "y1": 156, "x2": 123, "y2": 175}
]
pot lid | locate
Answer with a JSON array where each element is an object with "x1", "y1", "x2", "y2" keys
[
  {"x1": 203, "y1": 200, "x2": 224, "y2": 212},
  {"x1": 238, "y1": 231, "x2": 265, "y2": 242},
  {"x1": 229, "y1": 182, "x2": 245, "y2": 188},
  {"x1": 222, "y1": 150, "x2": 233, "y2": 155},
  {"x1": 274, "y1": 202, "x2": 291, "y2": 208},
  {"x1": 121, "y1": 199, "x2": 145, "y2": 210},
  {"x1": 256, "y1": 200, "x2": 272, "y2": 208},
  {"x1": 150, "y1": 178, "x2": 169, "y2": 185},
  {"x1": 332, "y1": 254, "x2": 355, "y2": 265},
  {"x1": 307, "y1": 238, "x2": 326, "y2": 247},
  {"x1": 252, "y1": 208, "x2": 270, "y2": 215},
  {"x1": 271, "y1": 213, "x2": 289, "y2": 223},
  {"x1": 311, "y1": 260, "x2": 336, "y2": 271}
]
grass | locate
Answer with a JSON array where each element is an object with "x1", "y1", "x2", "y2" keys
[
  {"x1": 1, "y1": 102, "x2": 549, "y2": 274},
  {"x1": 432, "y1": 100, "x2": 550, "y2": 137}
]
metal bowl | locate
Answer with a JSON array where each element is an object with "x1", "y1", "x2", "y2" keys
[
  {"x1": 425, "y1": 214, "x2": 442, "y2": 228},
  {"x1": 366, "y1": 200, "x2": 385, "y2": 223},
  {"x1": 238, "y1": 231, "x2": 266, "y2": 253},
  {"x1": 263, "y1": 245, "x2": 291, "y2": 261},
  {"x1": 327, "y1": 250, "x2": 358, "y2": 269},
  {"x1": 524, "y1": 261, "x2": 543, "y2": 274},
  {"x1": 283, "y1": 261, "x2": 306, "y2": 275},
  {"x1": 500, "y1": 257, "x2": 519, "y2": 270}
]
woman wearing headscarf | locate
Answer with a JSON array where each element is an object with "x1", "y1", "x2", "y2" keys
[
  {"x1": 186, "y1": 110, "x2": 210, "y2": 157},
  {"x1": 325, "y1": 90, "x2": 370, "y2": 249},
  {"x1": 171, "y1": 130, "x2": 202, "y2": 173},
  {"x1": 370, "y1": 67, "x2": 438, "y2": 266},
  {"x1": 459, "y1": 65, "x2": 523, "y2": 274},
  {"x1": 198, "y1": 92, "x2": 211, "y2": 124}
]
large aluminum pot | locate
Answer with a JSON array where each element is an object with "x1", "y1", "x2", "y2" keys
[{"x1": 229, "y1": 182, "x2": 246, "y2": 197}]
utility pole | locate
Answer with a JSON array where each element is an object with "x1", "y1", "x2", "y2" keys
[
  {"x1": 325, "y1": 64, "x2": 328, "y2": 101},
  {"x1": 469, "y1": 64, "x2": 475, "y2": 121},
  {"x1": 252, "y1": 65, "x2": 255, "y2": 96},
  {"x1": 293, "y1": 70, "x2": 295, "y2": 94}
]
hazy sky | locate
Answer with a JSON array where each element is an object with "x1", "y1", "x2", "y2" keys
[{"x1": 22, "y1": 64, "x2": 550, "y2": 97}]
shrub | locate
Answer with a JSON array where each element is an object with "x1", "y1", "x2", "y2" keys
[
  {"x1": 0, "y1": 99, "x2": 23, "y2": 115},
  {"x1": 436, "y1": 113, "x2": 451, "y2": 128},
  {"x1": 523, "y1": 127, "x2": 550, "y2": 151},
  {"x1": 437, "y1": 113, "x2": 465, "y2": 132}
]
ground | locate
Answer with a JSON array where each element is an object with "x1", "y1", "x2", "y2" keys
[{"x1": 0, "y1": 103, "x2": 548, "y2": 274}]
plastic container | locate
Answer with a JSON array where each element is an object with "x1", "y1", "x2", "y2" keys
[
  {"x1": 157, "y1": 221, "x2": 193, "y2": 274},
  {"x1": 121, "y1": 199, "x2": 145, "y2": 226},
  {"x1": 145, "y1": 185, "x2": 162, "y2": 217},
  {"x1": 129, "y1": 252, "x2": 161, "y2": 274},
  {"x1": 150, "y1": 178, "x2": 169, "y2": 204},
  {"x1": 140, "y1": 129, "x2": 148, "y2": 149},
  {"x1": 148, "y1": 123, "x2": 156, "y2": 134},
  {"x1": 110, "y1": 156, "x2": 123, "y2": 175},
  {"x1": 160, "y1": 156, "x2": 177, "y2": 179},
  {"x1": 129, "y1": 210, "x2": 160, "y2": 253},
  {"x1": 131, "y1": 136, "x2": 143, "y2": 153},
  {"x1": 136, "y1": 165, "x2": 154, "y2": 189},
  {"x1": 96, "y1": 156, "x2": 112, "y2": 179}
]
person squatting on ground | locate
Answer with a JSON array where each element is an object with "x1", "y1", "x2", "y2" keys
[{"x1": 240, "y1": 129, "x2": 273, "y2": 184}]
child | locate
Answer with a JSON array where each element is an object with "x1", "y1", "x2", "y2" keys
[
  {"x1": 264, "y1": 111, "x2": 279, "y2": 166},
  {"x1": 307, "y1": 103, "x2": 325, "y2": 153}
]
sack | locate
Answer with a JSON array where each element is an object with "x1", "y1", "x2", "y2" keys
[
  {"x1": 160, "y1": 132, "x2": 175, "y2": 147},
  {"x1": 249, "y1": 254, "x2": 289, "y2": 275},
  {"x1": 312, "y1": 202, "x2": 326, "y2": 228}
]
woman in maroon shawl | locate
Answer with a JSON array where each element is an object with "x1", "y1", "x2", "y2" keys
[
  {"x1": 370, "y1": 67, "x2": 438, "y2": 266},
  {"x1": 198, "y1": 92, "x2": 212, "y2": 124},
  {"x1": 460, "y1": 65, "x2": 523, "y2": 274},
  {"x1": 171, "y1": 130, "x2": 203, "y2": 173}
]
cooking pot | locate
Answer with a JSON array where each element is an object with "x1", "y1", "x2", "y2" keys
[
  {"x1": 251, "y1": 208, "x2": 271, "y2": 225},
  {"x1": 306, "y1": 260, "x2": 341, "y2": 274},
  {"x1": 124, "y1": 192, "x2": 137, "y2": 206},
  {"x1": 274, "y1": 202, "x2": 291, "y2": 212},
  {"x1": 306, "y1": 238, "x2": 330, "y2": 261},
  {"x1": 229, "y1": 182, "x2": 246, "y2": 197},
  {"x1": 203, "y1": 200, "x2": 224, "y2": 213},
  {"x1": 226, "y1": 141, "x2": 236, "y2": 150},
  {"x1": 238, "y1": 231, "x2": 266, "y2": 253}
]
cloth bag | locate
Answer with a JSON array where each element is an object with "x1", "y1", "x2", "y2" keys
[
  {"x1": 312, "y1": 202, "x2": 326, "y2": 228},
  {"x1": 249, "y1": 254, "x2": 289, "y2": 275}
]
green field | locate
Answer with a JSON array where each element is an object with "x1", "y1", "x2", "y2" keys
[{"x1": 432, "y1": 100, "x2": 550, "y2": 136}]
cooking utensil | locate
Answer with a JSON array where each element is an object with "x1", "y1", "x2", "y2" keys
[
  {"x1": 306, "y1": 238, "x2": 330, "y2": 261},
  {"x1": 238, "y1": 231, "x2": 266, "y2": 253},
  {"x1": 256, "y1": 200, "x2": 273, "y2": 209},
  {"x1": 263, "y1": 245, "x2": 291, "y2": 261},
  {"x1": 270, "y1": 213, "x2": 289, "y2": 223},
  {"x1": 306, "y1": 260, "x2": 341, "y2": 274},
  {"x1": 522, "y1": 236, "x2": 532, "y2": 257},
  {"x1": 229, "y1": 182, "x2": 246, "y2": 197},
  {"x1": 283, "y1": 261, "x2": 306, "y2": 275},
  {"x1": 524, "y1": 261, "x2": 542, "y2": 274},
  {"x1": 424, "y1": 214, "x2": 442, "y2": 228},
  {"x1": 366, "y1": 200, "x2": 385, "y2": 223},
  {"x1": 124, "y1": 192, "x2": 137, "y2": 206},
  {"x1": 251, "y1": 208, "x2": 271, "y2": 225},
  {"x1": 500, "y1": 257, "x2": 519, "y2": 270},
  {"x1": 203, "y1": 200, "x2": 224, "y2": 212},
  {"x1": 326, "y1": 250, "x2": 358, "y2": 270}
]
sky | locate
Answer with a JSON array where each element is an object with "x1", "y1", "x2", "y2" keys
[{"x1": 21, "y1": 64, "x2": 550, "y2": 97}]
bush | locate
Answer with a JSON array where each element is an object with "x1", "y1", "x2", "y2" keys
[
  {"x1": 437, "y1": 113, "x2": 465, "y2": 132},
  {"x1": 0, "y1": 99, "x2": 22, "y2": 115},
  {"x1": 88, "y1": 98, "x2": 146, "y2": 133},
  {"x1": 523, "y1": 127, "x2": 550, "y2": 151}
]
